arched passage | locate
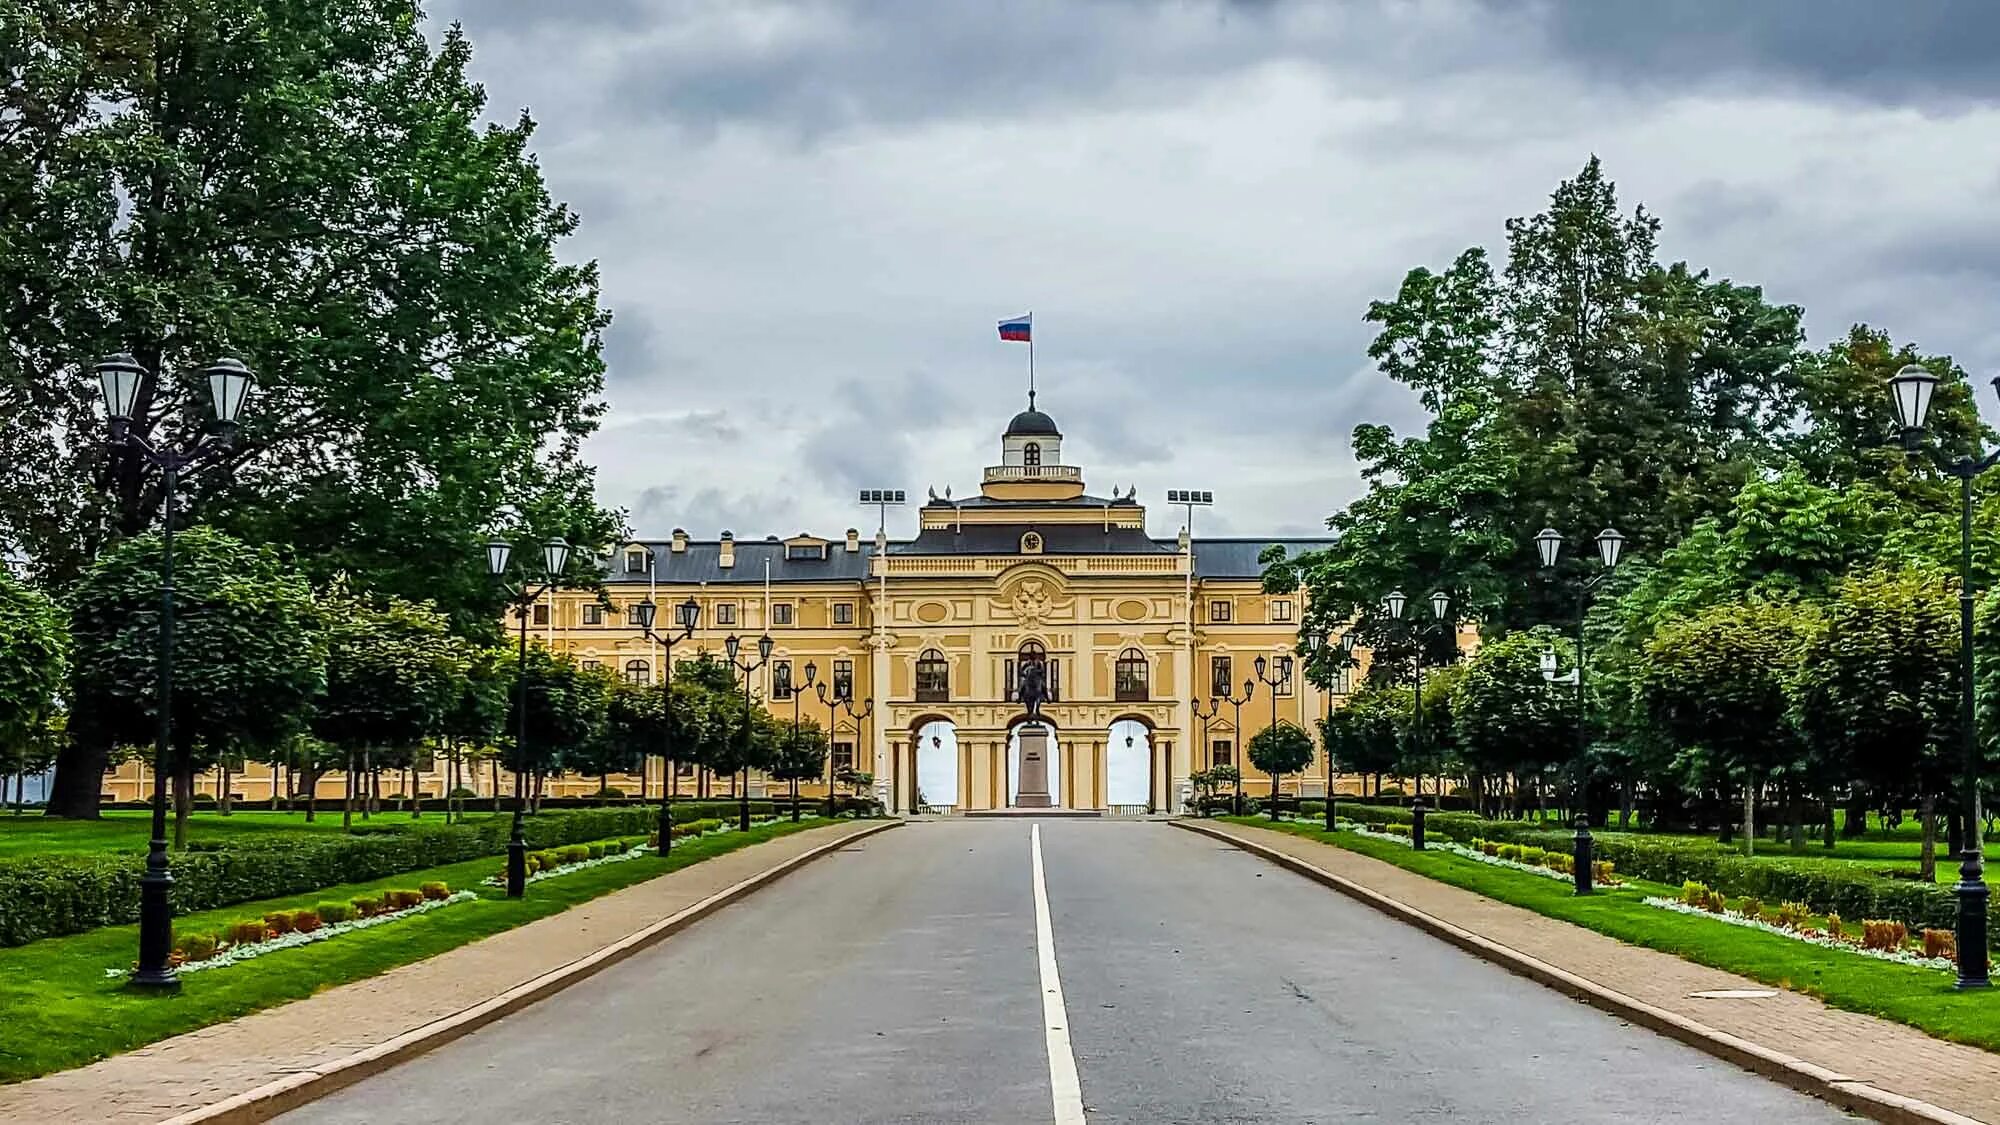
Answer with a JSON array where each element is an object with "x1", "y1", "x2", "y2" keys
[
  {"x1": 915, "y1": 719, "x2": 959, "y2": 812},
  {"x1": 1006, "y1": 722, "x2": 1062, "y2": 808},
  {"x1": 1106, "y1": 718, "x2": 1151, "y2": 810}
]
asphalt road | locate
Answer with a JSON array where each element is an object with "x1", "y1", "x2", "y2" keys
[{"x1": 281, "y1": 820, "x2": 1854, "y2": 1124}]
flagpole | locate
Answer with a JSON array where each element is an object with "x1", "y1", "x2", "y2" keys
[{"x1": 1027, "y1": 311, "x2": 1036, "y2": 409}]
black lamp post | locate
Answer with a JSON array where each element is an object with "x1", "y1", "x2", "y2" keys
[
  {"x1": 724, "y1": 633, "x2": 775, "y2": 831},
  {"x1": 1385, "y1": 589, "x2": 1450, "y2": 848},
  {"x1": 1191, "y1": 696, "x2": 1222, "y2": 816},
  {"x1": 788, "y1": 662, "x2": 817, "y2": 821},
  {"x1": 812, "y1": 675, "x2": 870, "y2": 817},
  {"x1": 1219, "y1": 678, "x2": 1256, "y2": 815},
  {"x1": 1887, "y1": 362, "x2": 1992, "y2": 990},
  {"x1": 1533, "y1": 525, "x2": 1626, "y2": 895},
  {"x1": 486, "y1": 535, "x2": 574, "y2": 897},
  {"x1": 97, "y1": 352, "x2": 256, "y2": 991},
  {"x1": 634, "y1": 594, "x2": 700, "y2": 857},
  {"x1": 1254, "y1": 653, "x2": 1291, "y2": 821}
]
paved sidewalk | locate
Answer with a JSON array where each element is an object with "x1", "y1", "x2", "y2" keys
[
  {"x1": 1191, "y1": 819, "x2": 2000, "y2": 1124},
  {"x1": 0, "y1": 820, "x2": 885, "y2": 1124}
]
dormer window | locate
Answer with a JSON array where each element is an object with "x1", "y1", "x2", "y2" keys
[
  {"x1": 624, "y1": 549, "x2": 648, "y2": 574},
  {"x1": 1023, "y1": 442, "x2": 1041, "y2": 467},
  {"x1": 787, "y1": 543, "x2": 824, "y2": 560}
]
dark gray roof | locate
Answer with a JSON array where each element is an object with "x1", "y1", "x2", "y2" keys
[
  {"x1": 1174, "y1": 538, "x2": 1337, "y2": 579},
  {"x1": 602, "y1": 540, "x2": 880, "y2": 585},
  {"x1": 893, "y1": 524, "x2": 1173, "y2": 556},
  {"x1": 1005, "y1": 407, "x2": 1061, "y2": 436}
]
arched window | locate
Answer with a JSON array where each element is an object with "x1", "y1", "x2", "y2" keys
[
  {"x1": 1115, "y1": 647, "x2": 1149, "y2": 702},
  {"x1": 1007, "y1": 640, "x2": 1061, "y2": 704},
  {"x1": 915, "y1": 648, "x2": 950, "y2": 702},
  {"x1": 623, "y1": 659, "x2": 650, "y2": 684},
  {"x1": 1023, "y1": 442, "x2": 1041, "y2": 467}
]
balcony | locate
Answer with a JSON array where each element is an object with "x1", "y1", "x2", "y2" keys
[{"x1": 982, "y1": 464, "x2": 1082, "y2": 485}]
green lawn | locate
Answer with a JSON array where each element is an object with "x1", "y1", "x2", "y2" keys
[
  {"x1": 0, "y1": 808, "x2": 498, "y2": 858},
  {"x1": 1223, "y1": 817, "x2": 2000, "y2": 1054},
  {"x1": 0, "y1": 817, "x2": 839, "y2": 1084}
]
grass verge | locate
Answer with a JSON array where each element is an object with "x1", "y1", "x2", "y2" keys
[
  {"x1": 1219, "y1": 816, "x2": 2000, "y2": 1054},
  {"x1": 0, "y1": 818, "x2": 838, "y2": 1083}
]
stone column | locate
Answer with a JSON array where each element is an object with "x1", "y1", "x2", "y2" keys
[
  {"x1": 887, "y1": 735, "x2": 904, "y2": 813},
  {"x1": 1173, "y1": 645, "x2": 1194, "y2": 815}
]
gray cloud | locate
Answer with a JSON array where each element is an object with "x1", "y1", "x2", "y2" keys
[{"x1": 420, "y1": 0, "x2": 2000, "y2": 543}]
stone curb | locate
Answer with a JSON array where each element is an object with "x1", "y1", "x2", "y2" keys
[
  {"x1": 1173, "y1": 819, "x2": 1989, "y2": 1125},
  {"x1": 157, "y1": 819, "x2": 902, "y2": 1125}
]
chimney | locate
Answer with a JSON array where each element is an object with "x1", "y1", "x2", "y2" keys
[
  {"x1": 718, "y1": 531, "x2": 735, "y2": 569},
  {"x1": 845, "y1": 528, "x2": 860, "y2": 553},
  {"x1": 671, "y1": 528, "x2": 688, "y2": 553}
]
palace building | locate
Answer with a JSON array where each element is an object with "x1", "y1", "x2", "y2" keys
[{"x1": 544, "y1": 398, "x2": 1371, "y2": 815}]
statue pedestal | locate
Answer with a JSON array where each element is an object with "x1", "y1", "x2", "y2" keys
[{"x1": 1014, "y1": 724, "x2": 1054, "y2": 809}]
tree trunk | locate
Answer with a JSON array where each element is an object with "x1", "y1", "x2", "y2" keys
[
  {"x1": 1787, "y1": 780, "x2": 1805, "y2": 855},
  {"x1": 1919, "y1": 789, "x2": 1938, "y2": 882},
  {"x1": 1822, "y1": 794, "x2": 1836, "y2": 850},
  {"x1": 44, "y1": 735, "x2": 110, "y2": 819},
  {"x1": 172, "y1": 766, "x2": 193, "y2": 850},
  {"x1": 1742, "y1": 777, "x2": 1756, "y2": 858},
  {"x1": 304, "y1": 770, "x2": 318, "y2": 822},
  {"x1": 492, "y1": 757, "x2": 502, "y2": 813},
  {"x1": 1619, "y1": 776, "x2": 1634, "y2": 830},
  {"x1": 219, "y1": 764, "x2": 232, "y2": 815},
  {"x1": 342, "y1": 752, "x2": 354, "y2": 831},
  {"x1": 1718, "y1": 784, "x2": 1735, "y2": 845},
  {"x1": 1842, "y1": 789, "x2": 1869, "y2": 838}
]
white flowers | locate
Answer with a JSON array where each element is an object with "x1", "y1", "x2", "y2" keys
[
  {"x1": 102, "y1": 890, "x2": 479, "y2": 980},
  {"x1": 481, "y1": 844, "x2": 651, "y2": 888},
  {"x1": 1641, "y1": 896, "x2": 1957, "y2": 972}
]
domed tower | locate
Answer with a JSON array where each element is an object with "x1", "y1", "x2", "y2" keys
[{"x1": 984, "y1": 396, "x2": 1084, "y2": 501}]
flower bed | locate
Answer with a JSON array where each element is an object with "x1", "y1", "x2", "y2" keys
[
  {"x1": 481, "y1": 836, "x2": 653, "y2": 888},
  {"x1": 1275, "y1": 817, "x2": 1621, "y2": 885},
  {"x1": 104, "y1": 882, "x2": 473, "y2": 978},
  {"x1": 1643, "y1": 881, "x2": 1967, "y2": 973}
]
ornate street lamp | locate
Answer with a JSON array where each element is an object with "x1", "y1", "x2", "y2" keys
[
  {"x1": 1253, "y1": 654, "x2": 1291, "y2": 821},
  {"x1": 97, "y1": 353, "x2": 257, "y2": 990},
  {"x1": 1886, "y1": 362, "x2": 1994, "y2": 989},
  {"x1": 1189, "y1": 696, "x2": 1224, "y2": 817},
  {"x1": 487, "y1": 534, "x2": 573, "y2": 896},
  {"x1": 1534, "y1": 525, "x2": 1628, "y2": 896},
  {"x1": 1218, "y1": 677, "x2": 1256, "y2": 816},
  {"x1": 633, "y1": 593, "x2": 700, "y2": 857},
  {"x1": 724, "y1": 633, "x2": 776, "y2": 831}
]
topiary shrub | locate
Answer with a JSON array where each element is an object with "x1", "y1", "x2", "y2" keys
[
  {"x1": 316, "y1": 901, "x2": 352, "y2": 925},
  {"x1": 350, "y1": 895, "x2": 382, "y2": 918},
  {"x1": 384, "y1": 889, "x2": 422, "y2": 910},
  {"x1": 290, "y1": 908, "x2": 323, "y2": 933},
  {"x1": 587, "y1": 843, "x2": 605, "y2": 860},
  {"x1": 420, "y1": 881, "x2": 450, "y2": 900},
  {"x1": 264, "y1": 911, "x2": 295, "y2": 936},
  {"x1": 174, "y1": 932, "x2": 219, "y2": 961},
  {"x1": 226, "y1": 920, "x2": 269, "y2": 946},
  {"x1": 1923, "y1": 928, "x2": 1956, "y2": 960}
]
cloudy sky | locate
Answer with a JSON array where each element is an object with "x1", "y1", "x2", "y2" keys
[{"x1": 422, "y1": 0, "x2": 2000, "y2": 542}]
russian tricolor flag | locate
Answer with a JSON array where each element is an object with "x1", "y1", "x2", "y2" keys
[{"x1": 998, "y1": 313, "x2": 1031, "y2": 342}]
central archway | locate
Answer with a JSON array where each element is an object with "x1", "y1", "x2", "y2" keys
[
  {"x1": 1106, "y1": 718, "x2": 1151, "y2": 811},
  {"x1": 915, "y1": 719, "x2": 959, "y2": 813},
  {"x1": 1006, "y1": 720, "x2": 1062, "y2": 808}
]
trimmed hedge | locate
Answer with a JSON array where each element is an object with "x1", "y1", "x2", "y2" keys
[
  {"x1": 1300, "y1": 801, "x2": 1997, "y2": 949},
  {"x1": 0, "y1": 806, "x2": 664, "y2": 947}
]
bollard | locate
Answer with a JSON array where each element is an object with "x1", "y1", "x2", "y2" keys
[
  {"x1": 1411, "y1": 799, "x2": 1427, "y2": 851},
  {"x1": 1573, "y1": 814, "x2": 1594, "y2": 896},
  {"x1": 1955, "y1": 848, "x2": 1990, "y2": 990}
]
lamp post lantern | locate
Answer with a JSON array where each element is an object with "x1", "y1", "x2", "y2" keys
[
  {"x1": 1190, "y1": 696, "x2": 1223, "y2": 816},
  {"x1": 1386, "y1": 589, "x2": 1450, "y2": 846},
  {"x1": 634, "y1": 593, "x2": 700, "y2": 857},
  {"x1": 1886, "y1": 362, "x2": 1993, "y2": 989},
  {"x1": 1534, "y1": 525, "x2": 1628, "y2": 896},
  {"x1": 724, "y1": 633, "x2": 775, "y2": 831},
  {"x1": 789, "y1": 662, "x2": 816, "y2": 821},
  {"x1": 1254, "y1": 654, "x2": 1291, "y2": 821},
  {"x1": 487, "y1": 534, "x2": 573, "y2": 896},
  {"x1": 813, "y1": 672, "x2": 871, "y2": 818},
  {"x1": 1217, "y1": 678, "x2": 1256, "y2": 815},
  {"x1": 97, "y1": 353, "x2": 257, "y2": 990}
]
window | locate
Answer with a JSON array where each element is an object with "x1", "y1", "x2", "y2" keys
[
  {"x1": 1275, "y1": 655, "x2": 1295, "y2": 697},
  {"x1": 1331, "y1": 665, "x2": 1354, "y2": 695},
  {"x1": 626, "y1": 602, "x2": 647, "y2": 626},
  {"x1": 832, "y1": 659, "x2": 854, "y2": 700},
  {"x1": 833, "y1": 602, "x2": 854, "y2": 625},
  {"x1": 623, "y1": 659, "x2": 649, "y2": 684},
  {"x1": 833, "y1": 742, "x2": 855, "y2": 772},
  {"x1": 1115, "y1": 647, "x2": 1149, "y2": 702},
  {"x1": 715, "y1": 603, "x2": 736, "y2": 625},
  {"x1": 582, "y1": 604, "x2": 603, "y2": 625},
  {"x1": 675, "y1": 760, "x2": 695, "y2": 777},
  {"x1": 1209, "y1": 599, "x2": 1232, "y2": 623},
  {"x1": 772, "y1": 660, "x2": 793, "y2": 700},
  {"x1": 915, "y1": 648, "x2": 950, "y2": 702},
  {"x1": 772, "y1": 603, "x2": 794, "y2": 626},
  {"x1": 1210, "y1": 655, "x2": 1232, "y2": 699},
  {"x1": 532, "y1": 604, "x2": 549, "y2": 625},
  {"x1": 787, "y1": 543, "x2": 824, "y2": 560},
  {"x1": 1270, "y1": 598, "x2": 1294, "y2": 623},
  {"x1": 581, "y1": 659, "x2": 602, "y2": 672},
  {"x1": 624, "y1": 549, "x2": 648, "y2": 574},
  {"x1": 1023, "y1": 442, "x2": 1041, "y2": 467},
  {"x1": 1211, "y1": 739, "x2": 1233, "y2": 768}
]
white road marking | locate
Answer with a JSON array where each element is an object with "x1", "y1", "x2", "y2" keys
[{"x1": 1031, "y1": 823, "x2": 1087, "y2": 1125}]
